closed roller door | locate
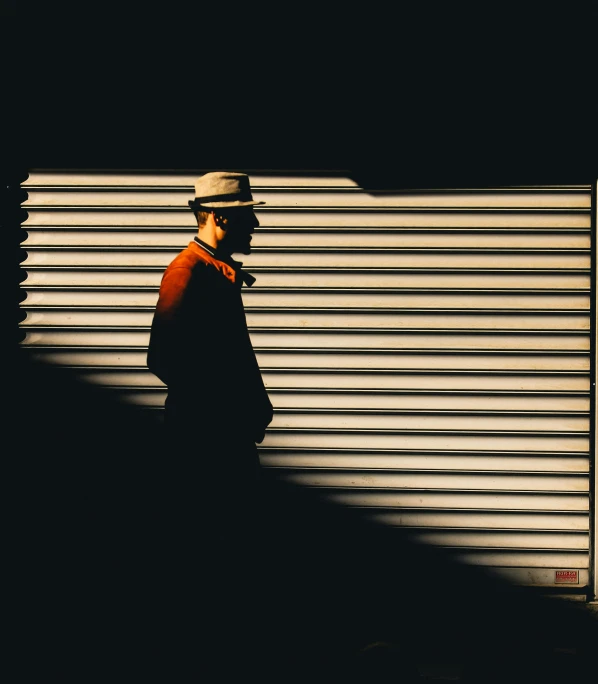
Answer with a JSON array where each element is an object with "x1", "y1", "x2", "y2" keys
[{"x1": 20, "y1": 171, "x2": 593, "y2": 592}]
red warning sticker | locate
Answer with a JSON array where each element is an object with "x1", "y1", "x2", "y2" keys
[{"x1": 555, "y1": 570, "x2": 579, "y2": 584}]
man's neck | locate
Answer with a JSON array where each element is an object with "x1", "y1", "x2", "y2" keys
[
  {"x1": 194, "y1": 236, "x2": 237, "y2": 263},
  {"x1": 194, "y1": 236, "x2": 216, "y2": 256}
]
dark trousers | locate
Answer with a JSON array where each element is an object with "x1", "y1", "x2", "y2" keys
[{"x1": 133, "y1": 400, "x2": 270, "y2": 678}]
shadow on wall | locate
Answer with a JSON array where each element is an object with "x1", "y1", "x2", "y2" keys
[{"x1": 12, "y1": 348, "x2": 598, "y2": 684}]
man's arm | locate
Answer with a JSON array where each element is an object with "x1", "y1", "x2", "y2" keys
[{"x1": 147, "y1": 266, "x2": 193, "y2": 386}]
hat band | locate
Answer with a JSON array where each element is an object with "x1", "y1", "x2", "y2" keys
[{"x1": 191, "y1": 191, "x2": 254, "y2": 204}]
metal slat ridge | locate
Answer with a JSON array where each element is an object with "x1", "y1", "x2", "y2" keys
[
  {"x1": 21, "y1": 204, "x2": 592, "y2": 214},
  {"x1": 20, "y1": 183, "x2": 594, "y2": 191},
  {"x1": 21, "y1": 266, "x2": 592, "y2": 274},
  {"x1": 19, "y1": 286, "x2": 593, "y2": 293},
  {"x1": 22, "y1": 361, "x2": 590, "y2": 374},
  {"x1": 258, "y1": 446, "x2": 589, "y2": 454},
  {"x1": 263, "y1": 427, "x2": 589, "y2": 437},
  {"x1": 19, "y1": 325, "x2": 592, "y2": 336},
  {"x1": 20, "y1": 226, "x2": 594, "y2": 235},
  {"x1": 21, "y1": 245, "x2": 592, "y2": 254},
  {"x1": 18, "y1": 344, "x2": 590, "y2": 356},
  {"x1": 19, "y1": 305, "x2": 592, "y2": 314},
  {"x1": 261, "y1": 478, "x2": 587, "y2": 496}
]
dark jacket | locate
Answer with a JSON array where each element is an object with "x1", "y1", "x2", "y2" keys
[{"x1": 147, "y1": 241, "x2": 273, "y2": 444}]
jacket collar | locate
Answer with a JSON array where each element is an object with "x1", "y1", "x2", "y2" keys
[{"x1": 188, "y1": 240, "x2": 256, "y2": 287}]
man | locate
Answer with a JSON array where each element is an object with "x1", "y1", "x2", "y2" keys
[
  {"x1": 145, "y1": 171, "x2": 276, "y2": 678},
  {"x1": 147, "y1": 171, "x2": 273, "y2": 538}
]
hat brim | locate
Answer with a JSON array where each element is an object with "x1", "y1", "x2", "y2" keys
[{"x1": 189, "y1": 199, "x2": 266, "y2": 209}]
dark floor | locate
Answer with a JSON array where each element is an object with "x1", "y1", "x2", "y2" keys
[{"x1": 12, "y1": 350, "x2": 598, "y2": 683}]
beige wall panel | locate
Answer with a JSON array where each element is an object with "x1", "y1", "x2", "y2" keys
[{"x1": 18, "y1": 173, "x2": 592, "y2": 591}]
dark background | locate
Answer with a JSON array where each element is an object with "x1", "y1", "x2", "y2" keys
[{"x1": 3, "y1": 3, "x2": 597, "y2": 183}]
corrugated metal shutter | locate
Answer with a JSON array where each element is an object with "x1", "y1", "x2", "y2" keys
[{"x1": 19, "y1": 170, "x2": 593, "y2": 593}]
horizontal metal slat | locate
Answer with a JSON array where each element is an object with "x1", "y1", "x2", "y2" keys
[
  {"x1": 20, "y1": 268, "x2": 592, "y2": 290},
  {"x1": 20, "y1": 305, "x2": 591, "y2": 315},
  {"x1": 270, "y1": 469, "x2": 589, "y2": 491},
  {"x1": 483, "y1": 567, "x2": 589, "y2": 586},
  {"x1": 260, "y1": 432, "x2": 589, "y2": 453},
  {"x1": 21, "y1": 365, "x2": 592, "y2": 396},
  {"x1": 264, "y1": 372, "x2": 590, "y2": 391},
  {"x1": 21, "y1": 228, "x2": 592, "y2": 249},
  {"x1": 91, "y1": 389, "x2": 592, "y2": 412},
  {"x1": 321, "y1": 489, "x2": 589, "y2": 511},
  {"x1": 21, "y1": 289, "x2": 592, "y2": 311},
  {"x1": 21, "y1": 247, "x2": 592, "y2": 269},
  {"x1": 23, "y1": 209, "x2": 592, "y2": 228},
  {"x1": 63, "y1": 367, "x2": 591, "y2": 392},
  {"x1": 256, "y1": 352, "x2": 590, "y2": 371},
  {"x1": 259, "y1": 450, "x2": 589, "y2": 472},
  {"x1": 360, "y1": 510, "x2": 589, "y2": 531},
  {"x1": 21, "y1": 206, "x2": 593, "y2": 217},
  {"x1": 442, "y1": 550, "x2": 589, "y2": 568},
  {"x1": 22, "y1": 348, "x2": 591, "y2": 371},
  {"x1": 13, "y1": 350, "x2": 595, "y2": 406},
  {"x1": 21, "y1": 174, "x2": 591, "y2": 192},
  {"x1": 20, "y1": 329, "x2": 591, "y2": 351},
  {"x1": 22, "y1": 189, "x2": 592, "y2": 208},
  {"x1": 20, "y1": 310, "x2": 591, "y2": 331},
  {"x1": 22, "y1": 173, "x2": 362, "y2": 187},
  {"x1": 398, "y1": 530, "x2": 589, "y2": 550},
  {"x1": 265, "y1": 412, "x2": 589, "y2": 433}
]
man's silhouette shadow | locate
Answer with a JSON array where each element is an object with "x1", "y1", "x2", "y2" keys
[{"x1": 12, "y1": 348, "x2": 597, "y2": 683}]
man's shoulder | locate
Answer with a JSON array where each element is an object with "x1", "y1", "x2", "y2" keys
[
  {"x1": 167, "y1": 245, "x2": 219, "y2": 276},
  {"x1": 166, "y1": 244, "x2": 205, "y2": 271},
  {"x1": 164, "y1": 247, "x2": 226, "y2": 292}
]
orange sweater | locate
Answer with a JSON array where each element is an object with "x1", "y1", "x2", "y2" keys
[{"x1": 147, "y1": 241, "x2": 272, "y2": 442}]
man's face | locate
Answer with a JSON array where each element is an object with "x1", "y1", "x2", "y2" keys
[{"x1": 217, "y1": 207, "x2": 260, "y2": 256}]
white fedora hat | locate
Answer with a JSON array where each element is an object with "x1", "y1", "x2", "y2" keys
[{"x1": 188, "y1": 171, "x2": 265, "y2": 209}]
